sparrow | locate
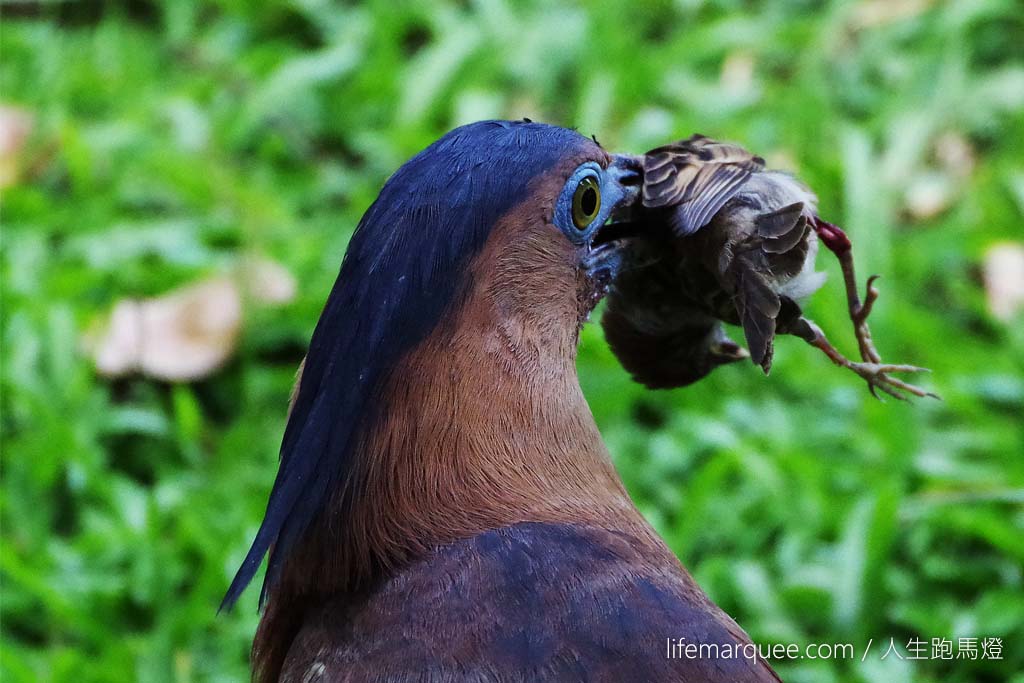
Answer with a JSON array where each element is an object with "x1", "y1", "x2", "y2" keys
[{"x1": 604, "y1": 135, "x2": 936, "y2": 400}]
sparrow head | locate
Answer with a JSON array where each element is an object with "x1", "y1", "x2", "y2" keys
[{"x1": 602, "y1": 289, "x2": 751, "y2": 390}]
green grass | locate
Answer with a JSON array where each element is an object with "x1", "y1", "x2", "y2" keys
[{"x1": 2, "y1": 1, "x2": 1023, "y2": 681}]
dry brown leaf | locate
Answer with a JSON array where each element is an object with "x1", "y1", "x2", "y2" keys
[
  {"x1": 239, "y1": 256, "x2": 297, "y2": 305},
  {"x1": 92, "y1": 277, "x2": 243, "y2": 381},
  {"x1": 720, "y1": 52, "x2": 755, "y2": 95},
  {"x1": 934, "y1": 131, "x2": 975, "y2": 180},
  {"x1": 90, "y1": 257, "x2": 297, "y2": 381},
  {"x1": 983, "y1": 242, "x2": 1024, "y2": 322},
  {"x1": 901, "y1": 132, "x2": 975, "y2": 221},
  {"x1": 905, "y1": 171, "x2": 954, "y2": 220}
]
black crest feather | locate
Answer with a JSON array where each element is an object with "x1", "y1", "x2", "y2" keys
[{"x1": 221, "y1": 121, "x2": 591, "y2": 611}]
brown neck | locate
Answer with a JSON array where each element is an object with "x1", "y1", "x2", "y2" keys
[
  {"x1": 278, "y1": 191, "x2": 658, "y2": 599},
  {"x1": 333, "y1": 210, "x2": 653, "y2": 587}
]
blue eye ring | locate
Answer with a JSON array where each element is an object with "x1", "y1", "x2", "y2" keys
[
  {"x1": 572, "y1": 176, "x2": 602, "y2": 229},
  {"x1": 555, "y1": 162, "x2": 604, "y2": 238}
]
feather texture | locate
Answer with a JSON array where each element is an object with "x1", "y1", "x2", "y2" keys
[
  {"x1": 606, "y1": 145, "x2": 827, "y2": 383},
  {"x1": 280, "y1": 522, "x2": 780, "y2": 682},
  {"x1": 602, "y1": 221, "x2": 750, "y2": 389},
  {"x1": 642, "y1": 134, "x2": 765, "y2": 235}
]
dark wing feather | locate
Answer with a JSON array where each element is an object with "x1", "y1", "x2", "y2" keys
[
  {"x1": 643, "y1": 134, "x2": 765, "y2": 235},
  {"x1": 734, "y1": 258, "x2": 781, "y2": 373},
  {"x1": 756, "y1": 202, "x2": 813, "y2": 279},
  {"x1": 757, "y1": 201, "x2": 805, "y2": 241},
  {"x1": 713, "y1": 200, "x2": 814, "y2": 374}
]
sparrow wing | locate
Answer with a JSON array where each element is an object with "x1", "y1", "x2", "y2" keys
[
  {"x1": 724, "y1": 201, "x2": 813, "y2": 373},
  {"x1": 734, "y1": 263, "x2": 781, "y2": 373},
  {"x1": 643, "y1": 135, "x2": 765, "y2": 236},
  {"x1": 756, "y1": 201, "x2": 812, "y2": 279}
]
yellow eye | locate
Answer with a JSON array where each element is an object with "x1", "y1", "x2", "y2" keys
[{"x1": 572, "y1": 176, "x2": 601, "y2": 229}]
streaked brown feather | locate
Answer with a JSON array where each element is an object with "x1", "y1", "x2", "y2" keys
[
  {"x1": 610, "y1": 145, "x2": 823, "y2": 388},
  {"x1": 642, "y1": 134, "x2": 765, "y2": 235},
  {"x1": 714, "y1": 198, "x2": 816, "y2": 372}
]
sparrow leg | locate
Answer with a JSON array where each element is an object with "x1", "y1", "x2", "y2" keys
[
  {"x1": 788, "y1": 318, "x2": 937, "y2": 400},
  {"x1": 811, "y1": 217, "x2": 886, "y2": 364}
]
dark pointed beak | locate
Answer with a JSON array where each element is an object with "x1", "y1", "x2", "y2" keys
[
  {"x1": 604, "y1": 154, "x2": 643, "y2": 220},
  {"x1": 583, "y1": 154, "x2": 645, "y2": 276},
  {"x1": 577, "y1": 154, "x2": 646, "y2": 315}
]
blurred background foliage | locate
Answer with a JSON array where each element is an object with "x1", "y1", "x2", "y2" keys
[{"x1": 2, "y1": 0, "x2": 1023, "y2": 681}]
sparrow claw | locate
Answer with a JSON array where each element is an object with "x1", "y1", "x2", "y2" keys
[
  {"x1": 866, "y1": 273, "x2": 881, "y2": 297},
  {"x1": 807, "y1": 321, "x2": 938, "y2": 401},
  {"x1": 847, "y1": 361, "x2": 934, "y2": 401}
]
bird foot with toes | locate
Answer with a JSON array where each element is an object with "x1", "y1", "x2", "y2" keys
[{"x1": 808, "y1": 217, "x2": 939, "y2": 400}]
